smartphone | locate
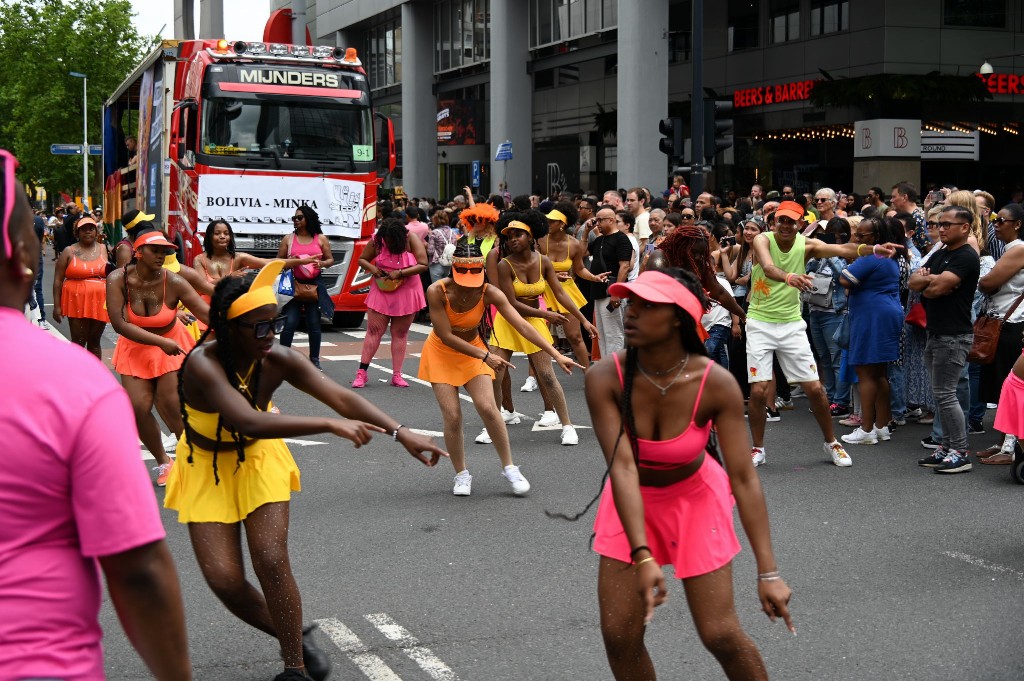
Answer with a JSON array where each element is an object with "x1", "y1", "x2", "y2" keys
[
  {"x1": 928, "y1": 190, "x2": 944, "y2": 202},
  {"x1": 605, "y1": 301, "x2": 618, "y2": 312}
]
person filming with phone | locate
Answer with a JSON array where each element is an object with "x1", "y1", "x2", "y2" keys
[{"x1": 587, "y1": 207, "x2": 631, "y2": 356}]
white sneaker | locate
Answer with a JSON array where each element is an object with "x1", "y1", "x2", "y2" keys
[
  {"x1": 453, "y1": 470, "x2": 472, "y2": 496},
  {"x1": 561, "y1": 425, "x2": 579, "y2": 446},
  {"x1": 537, "y1": 410, "x2": 560, "y2": 427},
  {"x1": 825, "y1": 441, "x2": 853, "y2": 466},
  {"x1": 475, "y1": 427, "x2": 492, "y2": 444},
  {"x1": 501, "y1": 407, "x2": 521, "y2": 425},
  {"x1": 841, "y1": 427, "x2": 878, "y2": 445},
  {"x1": 502, "y1": 465, "x2": 530, "y2": 495},
  {"x1": 520, "y1": 376, "x2": 538, "y2": 392},
  {"x1": 751, "y1": 447, "x2": 766, "y2": 467},
  {"x1": 38, "y1": 320, "x2": 50, "y2": 330},
  {"x1": 874, "y1": 425, "x2": 891, "y2": 441}
]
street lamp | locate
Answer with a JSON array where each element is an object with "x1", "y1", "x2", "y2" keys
[
  {"x1": 978, "y1": 53, "x2": 1024, "y2": 75},
  {"x1": 69, "y1": 71, "x2": 88, "y2": 210}
]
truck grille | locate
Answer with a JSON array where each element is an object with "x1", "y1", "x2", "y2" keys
[{"x1": 232, "y1": 234, "x2": 352, "y2": 295}]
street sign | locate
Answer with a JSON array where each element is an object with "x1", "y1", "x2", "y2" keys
[
  {"x1": 471, "y1": 160, "x2": 481, "y2": 187},
  {"x1": 50, "y1": 144, "x2": 83, "y2": 155},
  {"x1": 88, "y1": 145, "x2": 102, "y2": 155},
  {"x1": 494, "y1": 140, "x2": 513, "y2": 162}
]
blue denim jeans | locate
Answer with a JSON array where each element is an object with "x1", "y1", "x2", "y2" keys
[
  {"x1": 280, "y1": 298, "x2": 322, "y2": 362},
  {"x1": 967, "y1": 361, "x2": 986, "y2": 424},
  {"x1": 925, "y1": 333, "x2": 973, "y2": 451},
  {"x1": 429, "y1": 262, "x2": 450, "y2": 283},
  {"x1": 888, "y1": 362, "x2": 906, "y2": 419},
  {"x1": 31, "y1": 253, "x2": 45, "y2": 321},
  {"x1": 808, "y1": 310, "x2": 849, "y2": 406},
  {"x1": 704, "y1": 324, "x2": 731, "y2": 370}
]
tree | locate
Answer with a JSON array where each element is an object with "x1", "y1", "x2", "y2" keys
[{"x1": 0, "y1": 0, "x2": 151, "y2": 206}]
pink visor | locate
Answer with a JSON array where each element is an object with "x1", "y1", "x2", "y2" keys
[{"x1": 608, "y1": 270, "x2": 704, "y2": 324}]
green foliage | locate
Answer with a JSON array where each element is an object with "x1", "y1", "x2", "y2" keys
[
  {"x1": 0, "y1": 0, "x2": 151, "y2": 200},
  {"x1": 809, "y1": 72, "x2": 993, "y2": 108}
]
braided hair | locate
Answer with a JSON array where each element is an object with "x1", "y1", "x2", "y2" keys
[
  {"x1": 373, "y1": 216, "x2": 409, "y2": 255},
  {"x1": 658, "y1": 223, "x2": 716, "y2": 285},
  {"x1": 547, "y1": 268, "x2": 710, "y2": 523},
  {"x1": 177, "y1": 272, "x2": 264, "y2": 484}
]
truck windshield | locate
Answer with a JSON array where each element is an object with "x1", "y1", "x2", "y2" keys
[{"x1": 200, "y1": 97, "x2": 373, "y2": 166}]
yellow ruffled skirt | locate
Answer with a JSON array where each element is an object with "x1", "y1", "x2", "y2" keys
[{"x1": 489, "y1": 313, "x2": 552, "y2": 355}]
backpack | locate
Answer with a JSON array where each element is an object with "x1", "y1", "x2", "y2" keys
[{"x1": 438, "y1": 228, "x2": 457, "y2": 266}]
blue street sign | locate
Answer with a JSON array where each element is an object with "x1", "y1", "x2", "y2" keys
[
  {"x1": 471, "y1": 160, "x2": 481, "y2": 187},
  {"x1": 88, "y1": 145, "x2": 102, "y2": 155},
  {"x1": 494, "y1": 141, "x2": 513, "y2": 162},
  {"x1": 50, "y1": 144, "x2": 83, "y2": 155}
]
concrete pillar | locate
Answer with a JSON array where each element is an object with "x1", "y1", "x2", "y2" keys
[
  {"x1": 853, "y1": 160, "x2": 921, "y2": 197},
  {"x1": 174, "y1": 0, "x2": 195, "y2": 39},
  {"x1": 199, "y1": 0, "x2": 224, "y2": 39},
  {"x1": 401, "y1": 2, "x2": 437, "y2": 198},
  {"x1": 490, "y1": 0, "x2": 532, "y2": 196},
  {"x1": 617, "y1": 0, "x2": 669, "y2": 192}
]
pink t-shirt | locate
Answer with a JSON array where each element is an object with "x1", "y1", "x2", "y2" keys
[
  {"x1": 406, "y1": 220, "x2": 430, "y2": 244},
  {"x1": 0, "y1": 308, "x2": 166, "y2": 680}
]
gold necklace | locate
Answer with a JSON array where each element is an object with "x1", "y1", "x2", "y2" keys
[
  {"x1": 236, "y1": 362, "x2": 256, "y2": 395},
  {"x1": 637, "y1": 353, "x2": 690, "y2": 396}
]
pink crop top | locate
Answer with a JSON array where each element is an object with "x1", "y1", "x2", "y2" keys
[{"x1": 612, "y1": 353, "x2": 714, "y2": 470}]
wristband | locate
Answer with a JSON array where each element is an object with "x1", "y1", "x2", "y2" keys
[
  {"x1": 630, "y1": 545, "x2": 651, "y2": 560},
  {"x1": 392, "y1": 425, "x2": 404, "y2": 441},
  {"x1": 857, "y1": 243, "x2": 868, "y2": 256},
  {"x1": 872, "y1": 244, "x2": 882, "y2": 257},
  {"x1": 482, "y1": 351, "x2": 490, "y2": 363},
  {"x1": 785, "y1": 273, "x2": 794, "y2": 287}
]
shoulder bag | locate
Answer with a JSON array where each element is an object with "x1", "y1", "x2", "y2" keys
[
  {"x1": 802, "y1": 260, "x2": 835, "y2": 309},
  {"x1": 968, "y1": 292, "x2": 1024, "y2": 364}
]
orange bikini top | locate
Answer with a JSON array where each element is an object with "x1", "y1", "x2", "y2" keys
[
  {"x1": 125, "y1": 269, "x2": 178, "y2": 329},
  {"x1": 442, "y1": 282, "x2": 487, "y2": 333}
]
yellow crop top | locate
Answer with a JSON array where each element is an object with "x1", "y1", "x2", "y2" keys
[{"x1": 506, "y1": 256, "x2": 547, "y2": 300}]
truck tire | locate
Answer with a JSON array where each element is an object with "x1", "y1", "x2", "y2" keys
[{"x1": 333, "y1": 311, "x2": 365, "y2": 329}]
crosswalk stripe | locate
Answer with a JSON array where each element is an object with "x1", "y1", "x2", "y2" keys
[
  {"x1": 409, "y1": 322, "x2": 433, "y2": 336},
  {"x1": 365, "y1": 613, "x2": 460, "y2": 681},
  {"x1": 315, "y1": 617, "x2": 403, "y2": 681}
]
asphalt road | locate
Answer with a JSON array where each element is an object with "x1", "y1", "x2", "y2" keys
[{"x1": 33, "y1": 250, "x2": 1024, "y2": 680}]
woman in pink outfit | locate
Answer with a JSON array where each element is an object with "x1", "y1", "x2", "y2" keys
[{"x1": 352, "y1": 217, "x2": 428, "y2": 387}]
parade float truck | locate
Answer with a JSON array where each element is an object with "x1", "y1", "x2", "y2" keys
[{"x1": 103, "y1": 38, "x2": 395, "y2": 326}]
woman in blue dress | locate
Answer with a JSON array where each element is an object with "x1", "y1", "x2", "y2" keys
[{"x1": 839, "y1": 217, "x2": 908, "y2": 445}]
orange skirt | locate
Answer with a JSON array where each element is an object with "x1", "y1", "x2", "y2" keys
[
  {"x1": 417, "y1": 332, "x2": 495, "y2": 387},
  {"x1": 60, "y1": 278, "x2": 109, "y2": 323},
  {"x1": 112, "y1": 321, "x2": 196, "y2": 379}
]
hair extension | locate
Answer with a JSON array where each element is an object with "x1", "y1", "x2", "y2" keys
[
  {"x1": 176, "y1": 273, "x2": 257, "y2": 484},
  {"x1": 458, "y1": 203, "x2": 500, "y2": 233},
  {"x1": 373, "y1": 217, "x2": 409, "y2": 255},
  {"x1": 657, "y1": 224, "x2": 715, "y2": 288}
]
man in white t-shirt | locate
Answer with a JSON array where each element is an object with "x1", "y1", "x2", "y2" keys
[{"x1": 625, "y1": 187, "x2": 651, "y2": 252}]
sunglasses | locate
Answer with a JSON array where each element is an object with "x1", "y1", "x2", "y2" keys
[
  {"x1": 680, "y1": 214, "x2": 695, "y2": 220},
  {"x1": 291, "y1": 215, "x2": 305, "y2": 222},
  {"x1": 453, "y1": 265, "x2": 484, "y2": 274},
  {"x1": 936, "y1": 221, "x2": 969, "y2": 230},
  {"x1": 814, "y1": 197, "x2": 830, "y2": 203},
  {"x1": 994, "y1": 216, "x2": 1021, "y2": 225},
  {"x1": 236, "y1": 315, "x2": 286, "y2": 339}
]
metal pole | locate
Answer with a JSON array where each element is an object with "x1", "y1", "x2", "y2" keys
[
  {"x1": 690, "y1": 0, "x2": 704, "y2": 197},
  {"x1": 291, "y1": 0, "x2": 307, "y2": 45},
  {"x1": 82, "y1": 75, "x2": 88, "y2": 210}
]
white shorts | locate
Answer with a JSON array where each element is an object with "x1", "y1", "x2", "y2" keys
[{"x1": 745, "y1": 318, "x2": 819, "y2": 384}]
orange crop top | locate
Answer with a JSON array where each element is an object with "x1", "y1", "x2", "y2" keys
[
  {"x1": 506, "y1": 257, "x2": 547, "y2": 300},
  {"x1": 442, "y1": 282, "x2": 487, "y2": 332},
  {"x1": 613, "y1": 353, "x2": 714, "y2": 469},
  {"x1": 65, "y1": 253, "x2": 108, "y2": 280},
  {"x1": 125, "y1": 269, "x2": 178, "y2": 329}
]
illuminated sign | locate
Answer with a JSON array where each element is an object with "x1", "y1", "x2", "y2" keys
[
  {"x1": 732, "y1": 79, "x2": 822, "y2": 109},
  {"x1": 977, "y1": 73, "x2": 1024, "y2": 95},
  {"x1": 239, "y1": 69, "x2": 341, "y2": 88}
]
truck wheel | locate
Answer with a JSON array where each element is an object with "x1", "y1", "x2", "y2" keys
[
  {"x1": 1012, "y1": 443, "x2": 1024, "y2": 485},
  {"x1": 333, "y1": 311, "x2": 365, "y2": 329}
]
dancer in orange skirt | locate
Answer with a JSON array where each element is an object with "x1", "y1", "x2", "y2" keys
[
  {"x1": 107, "y1": 230, "x2": 210, "y2": 486},
  {"x1": 52, "y1": 215, "x2": 109, "y2": 358},
  {"x1": 419, "y1": 238, "x2": 581, "y2": 497}
]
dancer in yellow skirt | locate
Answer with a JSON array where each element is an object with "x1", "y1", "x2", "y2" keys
[
  {"x1": 489, "y1": 210, "x2": 598, "y2": 446},
  {"x1": 419, "y1": 238, "x2": 581, "y2": 496},
  {"x1": 166, "y1": 261, "x2": 447, "y2": 681}
]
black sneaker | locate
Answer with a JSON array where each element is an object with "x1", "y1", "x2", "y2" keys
[
  {"x1": 920, "y1": 435, "x2": 942, "y2": 450},
  {"x1": 766, "y1": 408, "x2": 781, "y2": 422},
  {"x1": 967, "y1": 421, "x2": 985, "y2": 435},
  {"x1": 935, "y1": 450, "x2": 973, "y2": 474},
  {"x1": 274, "y1": 670, "x2": 313, "y2": 681},
  {"x1": 830, "y1": 403, "x2": 851, "y2": 418},
  {"x1": 302, "y1": 624, "x2": 332, "y2": 681},
  {"x1": 918, "y1": 449, "x2": 948, "y2": 467}
]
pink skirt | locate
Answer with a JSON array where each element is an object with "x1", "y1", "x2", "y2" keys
[
  {"x1": 593, "y1": 456, "x2": 741, "y2": 579},
  {"x1": 994, "y1": 371, "x2": 1024, "y2": 438}
]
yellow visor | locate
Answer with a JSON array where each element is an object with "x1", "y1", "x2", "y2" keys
[
  {"x1": 500, "y1": 220, "x2": 531, "y2": 236},
  {"x1": 227, "y1": 260, "x2": 286, "y2": 319}
]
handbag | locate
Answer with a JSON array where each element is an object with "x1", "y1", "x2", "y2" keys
[
  {"x1": 374, "y1": 271, "x2": 402, "y2": 292},
  {"x1": 905, "y1": 302, "x2": 926, "y2": 328},
  {"x1": 294, "y1": 279, "x2": 319, "y2": 301},
  {"x1": 802, "y1": 273, "x2": 834, "y2": 309},
  {"x1": 968, "y1": 292, "x2": 1024, "y2": 364}
]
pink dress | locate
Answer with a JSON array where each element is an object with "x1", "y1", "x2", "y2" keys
[{"x1": 366, "y1": 243, "x2": 426, "y2": 316}]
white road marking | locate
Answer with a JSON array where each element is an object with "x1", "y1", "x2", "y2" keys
[
  {"x1": 409, "y1": 428, "x2": 445, "y2": 438},
  {"x1": 323, "y1": 355, "x2": 365, "y2": 361},
  {"x1": 291, "y1": 341, "x2": 338, "y2": 348},
  {"x1": 365, "y1": 613, "x2": 459, "y2": 681},
  {"x1": 365, "y1": 362, "x2": 475, "y2": 405},
  {"x1": 345, "y1": 330, "x2": 368, "y2": 338},
  {"x1": 942, "y1": 551, "x2": 1024, "y2": 580},
  {"x1": 409, "y1": 322, "x2": 433, "y2": 335},
  {"x1": 314, "y1": 618, "x2": 403, "y2": 681},
  {"x1": 282, "y1": 438, "x2": 328, "y2": 447},
  {"x1": 531, "y1": 422, "x2": 592, "y2": 432}
]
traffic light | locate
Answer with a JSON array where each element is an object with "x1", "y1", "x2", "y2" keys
[
  {"x1": 659, "y1": 117, "x2": 684, "y2": 158},
  {"x1": 703, "y1": 98, "x2": 734, "y2": 161}
]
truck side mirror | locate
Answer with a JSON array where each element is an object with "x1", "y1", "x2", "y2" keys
[{"x1": 374, "y1": 112, "x2": 396, "y2": 178}]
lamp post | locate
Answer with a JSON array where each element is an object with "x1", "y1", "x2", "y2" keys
[{"x1": 69, "y1": 71, "x2": 88, "y2": 210}]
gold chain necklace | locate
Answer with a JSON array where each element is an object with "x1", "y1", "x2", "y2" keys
[{"x1": 637, "y1": 353, "x2": 690, "y2": 396}]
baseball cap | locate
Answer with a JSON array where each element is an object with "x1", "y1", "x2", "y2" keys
[
  {"x1": 775, "y1": 201, "x2": 804, "y2": 222},
  {"x1": 608, "y1": 270, "x2": 704, "y2": 325},
  {"x1": 122, "y1": 209, "x2": 156, "y2": 231}
]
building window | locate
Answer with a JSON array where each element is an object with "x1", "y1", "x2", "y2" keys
[
  {"x1": 531, "y1": 0, "x2": 613, "y2": 48},
  {"x1": 366, "y1": 21, "x2": 401, "y2": 90},
  {"x1": 669, "y1": 0, "x2": 692, "y2": 63},
  {"x1": 769, "y1": 0, "x2": 800, "y2": 44},
  {"x1": 728, "y1": 0, "x2": 759, "y2": 51},
  {"x1": 435, "y1": 0, "x2": 491, "y2": 74},
  {"x1": 944, "y1": 0, "x2": 1006, "y2": 28},
  {"x1": 811, "y1": 0, "x2": 848, "y2": 36}
]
